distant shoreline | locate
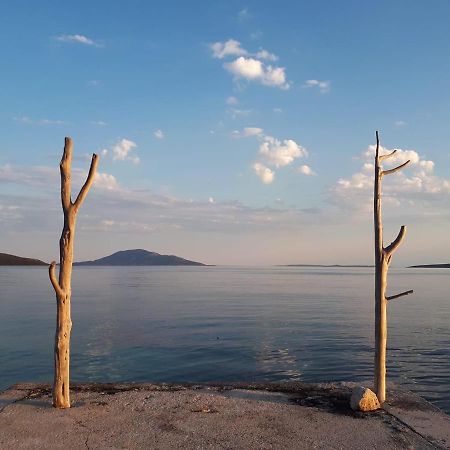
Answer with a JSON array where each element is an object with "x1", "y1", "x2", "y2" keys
[
  {"x1": 0, "y1": 249, "x2": 208, "y2": 267},
  {"x1": 408, "y1": 264, "x2": 450, "y2": 269},
  {"x1": 279, "y1": 264, "x2": 374, "y2": 268}
]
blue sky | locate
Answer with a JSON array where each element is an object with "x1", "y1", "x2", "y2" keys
[{"x1": 1, "y1": 1, "x2": 450, "y2": 265}]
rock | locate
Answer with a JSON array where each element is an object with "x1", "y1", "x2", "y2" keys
[{"x1": 350, "y1": 386, "x2": 380, "y2": 412}]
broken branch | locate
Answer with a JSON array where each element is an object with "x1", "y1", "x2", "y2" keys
[
  {"x1": 381, "y1": 160, "x2": 410, "y2": 176},
  {"x1": 384, "y1": 225, "x2": 406, "y2": 255},
  {"x1": 49, "y1": 262, "x2": 63, "y2": 298},
  {"x1": 380, "y1": 149, "x2": 397, "y2": 161},
  {"x1": 386, "y1": 290, "x2": 414, "y2": 301},
  {"x1": 73, "y1": 154, "x2": 99, "y2": 211}
]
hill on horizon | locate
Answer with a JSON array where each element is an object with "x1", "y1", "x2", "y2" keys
[
  {"x1": 0, "y1": 252, "x2": 47, "y2": 266},
  {"x1": 74, "y1": 249, "x2": 206, "y2": 266},
  {"x1": 409, "y1": 263, "x2": 450, "y2": 268}
]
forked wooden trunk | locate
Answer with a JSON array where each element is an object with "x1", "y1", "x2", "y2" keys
[{"x1": 49, "y1": 138, "x2": 98, "y2": 408}]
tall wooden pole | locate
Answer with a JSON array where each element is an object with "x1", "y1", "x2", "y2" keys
[
  {"x1": 373, "y1": 131, "x2": 413, "y2": 404},
  {"x1": 49, "y1": 137, "x2": 98, "y2": 408}
]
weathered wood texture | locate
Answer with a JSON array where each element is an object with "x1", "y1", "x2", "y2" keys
[
  {"x1": 49, "y1": 137, "x2": 98, "y2": 408},
  {"x1": 373, "y1": 131, "x2": 412, "y2": 404}
]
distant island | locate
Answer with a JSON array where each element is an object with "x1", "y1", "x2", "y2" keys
[
  {"x1": 74, "y1": 249, "x2": 206, "y2": 266},
  {"x1": 280, "y1": 264, "x2": 374, "y2": 268},
  {"x1": 408, "y1": 263, "x2": 450, "y2": 269},
  {"x1": 0, "y1": 252, "x2": 47, "y2": 266}
]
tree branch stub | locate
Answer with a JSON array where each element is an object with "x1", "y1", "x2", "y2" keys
[
  {"x1": 381, "y1": 160, "x2": 410, "y2": 177},
  {"x1": 386, "y1": 290, "x2": 414, "y2": 301},
  {"x1": 379, "y1": 149, "x2": 398, "y2": 161},
  {"x1": 49, "y1": 262, "x2": 63, "y2": 298},
  {"x1": 73, "y1": 153, "x2": 99, "y2": 212},
  {"x1": 384, "y1": 225, "x2": 407, "y2": 256}
]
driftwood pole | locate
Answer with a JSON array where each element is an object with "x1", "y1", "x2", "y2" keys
[
  {"x1": 373, "y1": 131, "x2": 413, "y2": 404},
  {"x1": 49, "y1": 137, "x2": 98, "y2": 408}
]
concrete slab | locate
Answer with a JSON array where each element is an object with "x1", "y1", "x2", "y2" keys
[
  {"x1": 0, "y1": 382, "x2": 448, "y2": 449},
  {"x1": 385, "y1": 388, "x2": 450, "y2": 449}
]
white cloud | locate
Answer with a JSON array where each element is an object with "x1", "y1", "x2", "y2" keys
[
  {"x1": 233, "y1": 130, "x2": 309, "y2": 184},
  {"x1": 13, "y1": 116, "x2": 33, "y2": 124},
  {"x1": 297, "y1": 165, "x2": 316, "y2": 176},
  {"x1": 225, "y1": 57, "x2": 289, "y2": 89},
  {"x1": 255, "y1": 49, "x2": 278, "y2": 61},
  {"x1": 226, "y1": 96, "x2": 239, "y2": 105},
  {"x1": 210, "y1": 39, "x2": 248, "y2": 59},
  {"x1": 94, "y1": 172, "x2": 119, "y2": 190},
  {"x1": 330, "y1": 144, "x2": 450, "y2": 213},
  {"x1": 13, "y1": 116, "x2": 67, "y2": 125},
  {"x1": 249, "y1": 134, "x2": 309, "y2": 184},
  {"x1": 225, "y1": 56, "x2": 262, "y2": 79},
  {"x1": 262, "y1": 66, "x2": 288, "y2": 88},
  {"x1": 232, "y1": 127, "x2": 264, "y2": 138},
  {"x1": 419, "y1": 160, "x2": 434, "y2": 173},
  {"x1": 253, "y1": 163, "x2": 275, "y2": 184},
  {"x1": 40, "y1": 119, "x2": 67, "y2": 125},
  {"x1": 55, "y1": 34, "x2": 101, "y2": 47},
  {"x1": 395, "y1": 120, "x2": 407, "y2": 127},
  {"x1": 237, "y1": 8, "x2": 251, "y2": 21},
  {"x1": 303, "y1": 79, "x2": 331, "y2": 94},
  {"x1": 211, "y1": 39, "x2": 289, "y2": 89},
  {"x1": 0, "y1": 164, "x2": 53, "y2": 186},
  {"x1": 112, "y1": 139, "x2": 139, "y2": 163},
  {"x1": 0, "y1": 163, "x2": 118, "y2": 192},
  {"x1": 154, "y1": 129, "x2": 165, "y2": 139},
  {"x1": 273, "y1": 108, "x2": 283, "y2": 113},
  {"x1": 90, "y1": 120, "x2": 107, "y2": 126},
  {"x1": 227, "y1": 108, "x2": 251, "y2": 119},
  {"x1": 363, "y1": 145, "x2": 420, "y2": 165},
  {"x1": 258, "y1": 136, "x2": 307, "y2": 168},
  {"x1": 250, "y1": 31, "x2": 263, "y2": 40}
]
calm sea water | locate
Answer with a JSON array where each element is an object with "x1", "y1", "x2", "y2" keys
[{"x1": 0, "y1": 266, "x2": 449, "y2": 413}]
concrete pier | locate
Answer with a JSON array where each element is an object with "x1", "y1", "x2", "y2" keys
[{"x1": 1, "y1": 382, "x2": 449, "y2": 449}]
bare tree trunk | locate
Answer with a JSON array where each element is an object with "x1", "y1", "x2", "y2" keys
[
  {"x1": 373, "y1": 131, "x2": 413, "y2": 404},
  {"x1": 49, "y1": 137, "x2": 98, "y2": 408}
]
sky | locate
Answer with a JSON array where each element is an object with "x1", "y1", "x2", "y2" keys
[{"x1": 1, "y1": 0, "x2": 450, "y2": 265}]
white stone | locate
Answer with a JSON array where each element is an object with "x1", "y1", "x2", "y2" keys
[{"x1": 350, "y1": 386, "x2": 381, "y2": 412}]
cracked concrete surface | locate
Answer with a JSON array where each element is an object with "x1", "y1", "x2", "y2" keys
[{"x1": 1, "y1": 382, "x2": 449, "y2": 449}]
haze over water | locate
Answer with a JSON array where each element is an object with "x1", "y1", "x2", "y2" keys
[{"x1": 1, "y1": 266, "x2": 449, "y2": 413}]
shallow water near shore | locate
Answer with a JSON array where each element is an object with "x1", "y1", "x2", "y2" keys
[{"x1": 0, "y1": 266, "x2": 449, "y2": 413}]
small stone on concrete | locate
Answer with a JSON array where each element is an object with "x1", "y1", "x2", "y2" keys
[{"x1": 350, "y1": 386, "x2": 380, "y2": 412}]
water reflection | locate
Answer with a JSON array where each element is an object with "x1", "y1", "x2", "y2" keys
[{"x1": 256, "y1": 345, "x2": 302, "y2": 380}]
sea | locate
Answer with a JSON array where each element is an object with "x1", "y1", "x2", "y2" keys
[{"x1": 0, "y1": 266, "x2": 449, "y2": 413}]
